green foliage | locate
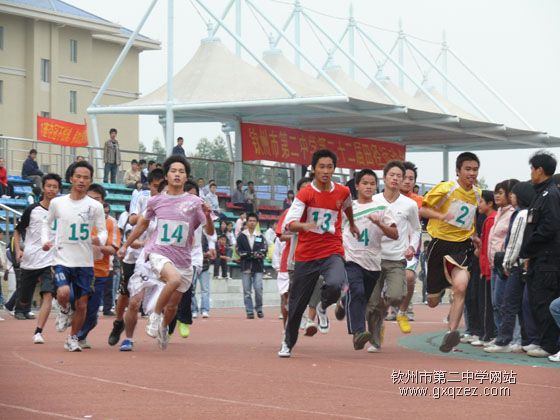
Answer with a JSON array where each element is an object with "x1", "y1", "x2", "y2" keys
[{"x1": 190, "y1": 136, "x2": 232, "y2": 185}]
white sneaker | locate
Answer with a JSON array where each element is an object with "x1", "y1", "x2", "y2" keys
[
  {"x1": 483, "y1": 339, "x2": 496, "y2": 347},
  {"x1": 367, "y1": 344, "x2": 380, "y2": 353},
  {"x1": 508, "y1": 343, "x2": 523, "y2": 353},
  {"x1": 192, "y1": 312, "x2": 198, "y2": 319},
  {"x1": 157, "y1": 320, "x2": 169, "y2": 351},
  {"x1": 548, "y1": 350, "x2": 560, "y2": 362},
  {"x1": 0, "y1": 315, "x2": 4, "y2": 321},
  {"x1": 278, "y1": 341, "x2": 291, "y2": 358},
  {"x1": 303, "y1": 319, "x2": 318, "y2": 337},
  {"x1": 316, "y1": 305, "x2": 330, "y2": 334},
  {"x1": 202, "y1": 311, "x2": 209, "y2": 318},
  {"x1": 78, "y1": 339, "x2": 91, "y2": 349},
  {"x1": 55, "y1": 304, "x2": 73, "y2": 333},
  {"x1": 484, "y1": 344, "x2": 512, "y2": 353},
  {"x1": 527, "y1": 347, "x2": 551, "y2": 358},
  {"x1": 33, "y1": 332, "x2": 45, "y2": 344},
  {"x1": 460, "y1": 334, "x2": 479, "y2": 344},
  {"x1": 145, "y1": 312, "x2": 161, "y2": 338},
  {"x1": 64, "y1": 335, "x2": 82, "y2": 352},
  {"x1": 470, "y1": 339, "x2": 485, "y2": 347},
  {"x1": 522, "y1": 343, "x2": 541, "y2": 352}
]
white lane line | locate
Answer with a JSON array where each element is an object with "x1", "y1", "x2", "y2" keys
[{"x1": 0, "y1": 402, "x2": 82, "y2": 419}]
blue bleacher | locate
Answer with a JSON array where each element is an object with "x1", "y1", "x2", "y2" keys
[
  {"x1": 0, "y1": 197, "x2": 28, "y2": 209},
  {"x1": 7, "y1": 176, "x2": 32, "y2": 186}
]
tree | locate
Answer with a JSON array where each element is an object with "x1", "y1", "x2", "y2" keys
[
  {"x1": 138, "y1": 142, "x2": 147, "y2": 153},
  {"x1": 152, "y1": 137, "x2": 166, "y2": 158},
  {"x1": 477, "y1": 176, "x2": 488, "y2": 190},
  {"x1": 190, "y1": 135, "x2": 231, "y2": 185}
]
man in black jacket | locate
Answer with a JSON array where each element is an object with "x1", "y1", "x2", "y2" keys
[
  {"x1": 521, "y1": 151, "x2": 560, "y2": 358},
  {"x1": 236, "y1": 212, "x2": 267, "y2": 319},
  {"x1": 21, "y1": 149, "x2": 44, "y2": 188}
]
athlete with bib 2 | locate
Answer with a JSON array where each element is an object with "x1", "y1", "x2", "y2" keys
[{"x1": 420, "y1": 152, "x2": 481, "y2": 353}]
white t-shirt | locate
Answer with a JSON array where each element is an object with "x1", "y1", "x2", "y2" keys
[
  {"x1": 123, "y1": 193, "x2": 151, "y2": 264},
  {"x1": 42, "y1": 194, "x2": 107, "y2": 268},
  {"x1": 190, "y1": 225, "x2": 216, "y2": 270},
  {"x1": 16, "y1": 203, "x2": 55, "y2": 270},
  {"x1": 373, "y1": 192, "x2": 421, "y2": 261},
  {"x1": 343, "y1": 199, "x2": 396, "y2": 271}
]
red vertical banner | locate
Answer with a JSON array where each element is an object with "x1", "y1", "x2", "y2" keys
[
  {"x1": 37, "y1": 116, "x2": 88, "y2": 147},
  {"x1": 241, "y1": 122, "x2": 405, "y2": 170}
]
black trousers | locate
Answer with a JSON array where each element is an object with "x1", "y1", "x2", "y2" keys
[
  {"x1": 478, "y1": 275, "x2": 496, "y2": 342},
  {"x1": 168, "y1": 285, "x2": 193, "y2": 335},
  {"x1": 465, "y1": 256, "x2": 482, "y2": 337},
  {"x1": 527, "y1": 257, "x2": 560, "y2": 354}
]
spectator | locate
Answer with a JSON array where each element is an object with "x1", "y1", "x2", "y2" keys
[
  {"x1": 196, "y1": 178, "x2": 207, "y2": 199},
  {"x1": 283, "y1": 190, "x2": 294, "y2": 210},
  {"x1": 21, "y1": 149, "x2": 44, "y2": 188},
  {"x1": 141, "y1": 160, "x2": 155, "y2": 184},
  {"x1": 244, "y1": 181, "x2": 258, "y2": 212},
  {"x1": 232, "y1": 179, "x2": 246, "y2": 207},
  {"x1": 0, "y1": 157, "x2": 14, "y2": 198},
  {"x1": 204, "y1": 182, "x2": 223, "y2": 219},
  {"x1": 103, "y1": 128, "x2": 121, "y2": 183},
  {"x1": 139, "y1": 159, "x2": 147, "y2": 184},
  {"x1": 155, "y1": 162, "x2": 162, "y2": 169},
  {"x1": 236, "y1": 212, "x2": 267, "y2": 319},
  {"x1": 214, "y1": 235, "x2": 232, "y2": 279},
  {"x1": 172, "y1": 137, "x2": 186, "y2": 156},
  {"x1": 217, "y1": 220, "x2": 227, "y2": 237},
  {"x1": 64, "y1": 156, "x2": 85, "y2": 183},
  {"x1": 345, "y1": 176, "x2": 357, "y2": 199},
  {"x1": 264, "y1": 222, "x2": 277, "y2": 246},
  {"x1": 123, "y1": 159, "x2": 142, "y2": 188},
  {"x1": 413, "y1": 185, "x2": 420, "y2": 194},
  {"x1": 234, "y1": 211, "x2": 247, "y2": 236},
  {"x1": 225, "y1": 221, "x2": 236, "y2": 247}
]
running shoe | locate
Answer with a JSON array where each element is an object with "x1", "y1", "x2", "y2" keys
[
  {"x1": 157, "y1": 320, "x2": 169, "y2": 350},
  {"x1": 406, "y1": 310, "x2": 415, "y2": 322},
  {"x1": 470, "y1": 339, "x2": 485, "y2": 347},
  {"x1": 108, "y1": 319, "x2": 125, "y2": 346},
  {"x1": 303, "y1": 319, "x2": 318, "y2": 337},
  {"x1": 396, "y1": 313, "x2": 412, "y2": 334},
  {"x1": 278, "y1": 341, "x2": 291, "y2": 358},
  {"x1": 367, "y1": 344, "x2": 380, "y2": 353},
  {"x1": 33, "y1": 332, "x2": 45, "y2": 344},
  {"x1": 246, "y1": 312, "x2": 255, "y2": 319},
  {"x1": 334, "y1": 299, "x2": 345, "y2": 321},
  {"x1": 548, "y1": 350, "x2": 560, "y2": 362},
  {"x1": 460, "y1": 334, "x2": 479, "y2": 344},
  {"x1": 120, "y1": 339, "x2": 134, "y2": 352},
  {"x1": 145, "y1": 312, "x2": 161, "y2": 338},
  {"x1": 55, "y1": 303, "x2": 73, "y2": 333},
  {"x1": 527, "y1": 347, "x2": 551, "y2": 358},
  {"x1": 14, "y1": 312, "x2": 27, "y2": 320},
  {"x1": 509, "y1": 343, "x2": 523, "y2": 353},
  {"x1": 385, "y1": 307, "x2": 397, "y2": 321},
  {"x1": 178, "y1": 321, "x2": 190, "y2": 338},
  {"x1": 257, "y1": 311, "x2": 264, "y2": 319},
  {"x1": 0, "y1": 315, "x2": 4, "y2": 321},
  {"x1": 78, "y1": 339, "x2": 92, "y2": 349},
  {"x1": 439, "y1": 330, "x2": 460, "y2": 353},
  {"x1": 484, "y1": 344, "x2": 512, "y2": 353},
  {"x1": 192, "y1": 312, "x2": 198, "y2": 319},
  {"x1": 522, "y1": 343, "x2": 541, "y2": 352},
  {"x1": 316, "y1": 305, "x2": 330, "y2": 334},
  {"x1": 202, "y1": 311, "x2": 209, "y2": 318},
  {"x1": 64, "y1": 335, "x2": 82, "y2": 352},
  {"x1": 353, "y1": 331, "x2": 372, "y2": 350}
]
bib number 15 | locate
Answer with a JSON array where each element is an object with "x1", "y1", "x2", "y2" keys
[{"x1": 68, "y1": 223, "x2": 89, "y2": 241}]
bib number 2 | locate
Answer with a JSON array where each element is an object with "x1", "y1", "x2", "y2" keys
[{"x1": 455, "y1": 205, "x2": 469, "y2": 226}]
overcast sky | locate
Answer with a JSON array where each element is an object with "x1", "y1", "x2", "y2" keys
[{"x1": 70, "y1": 0, "x2": 560, "y2": 187}]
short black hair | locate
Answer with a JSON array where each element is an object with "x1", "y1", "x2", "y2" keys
[
  {"x1": 311, "y1": 149, "x2": 337, "y2": 169},
  {"x1": 42, "y1": 173, "x2": 62, "y2": 190},
  {"x1": 209, "y1": 182, "x2": 217, "y2": 188},
  {"x1": 247, "y1": 181, "x2": 254, "y2": 186},
  {"x1": 529, "y1": 150, "x2": 557, "y2": 176},
  {"x1": 218, "y1": 234, "x2": 228, "y2": 240},
  {"x1": 29, "y1": 149, "x2": 38, "y2": 155},
  {"x1": 177, "y1": 137, "x2": 183, "y2": 141},
  {"x1": 184, "y1": 181, "x2": 199, "y2": 195},
  {"x1": 147, "y1": 168, "x2": 164, "y2": 184},
  {"x1": 355, "y1": 169, "x2": 378, "y2": 185},
  {"x1": 456, "y1": 152, "x2": 480, "y2": 171},
  {"x1": 197, "y1": 178, "x2": 205, "y2": 182},
  {"x1": 383, "y1": 160, "x2": 405, "y2": 177},
  {"x1": 131, "y1": 159, "x2": 138, "y2": 165},
  {"x1": 246, "y1": 212, "x2": 259, "y2": 221},
  {"x1": 553, "y1": 173, "x2": 560, "y2": 186},
  {"x1": 163, "y1": 155, "x2": 190, "y2": 177},
  {"x1": 88, "y1": 183, "x2": 106, "y2": 200},
  {"x1": 287, "y1": 189, "x2": 294, "y2": 195},
  {"x1": 103, "y1": 202, "x2": 110, "y2": 209},
  {"x1": 481, "y1": 190, "x2": 496, "y2": 210},
  {"x1": 494, "y1": 179, "x2": 519, "y2": 204},
  {"x1": 109, "y1": 128, "x2": 117, "y2": 134},
  {"x1": 69, "y1": 160, "x2": 94, "y2": 178},
  {"x1": 139, "y1": 159, "x2": 146, "y2": 165},
  {"x1": 296, "y1": 177, "x2": 312, "y2": 191},
  {"x1": 148, "y1": 160, "x2": 156, "y2": 166},
  {"x1": 403, "y1": 161, "x2": 418, "y2": 181},
  {"x1": 236, "y1": 180, "x2": 243, "y2": 186}
]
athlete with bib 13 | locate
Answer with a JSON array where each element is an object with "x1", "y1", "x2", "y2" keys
[{"x1": 419, "y1": 152, "x2": 482, "y2": 353}]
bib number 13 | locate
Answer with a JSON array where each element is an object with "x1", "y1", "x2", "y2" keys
[{"x1": 312, "y1": 211, "x2": 332, "y2": 233}]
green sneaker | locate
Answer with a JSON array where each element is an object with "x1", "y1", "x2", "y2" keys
[
  {"x1": 178, "y1": 321, "x2": 190, "y2": 338},
  {"x1": 353, "y1": 331, "x2": 372, "y2": 350}
]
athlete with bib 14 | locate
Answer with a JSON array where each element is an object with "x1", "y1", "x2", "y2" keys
[{"x1": 419, "y1": 152, "x2": 482, "y2": 353}]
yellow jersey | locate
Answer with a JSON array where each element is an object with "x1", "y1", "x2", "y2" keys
[{"x1": 423, "y1": 181, "x2": 481, "y2": 242}]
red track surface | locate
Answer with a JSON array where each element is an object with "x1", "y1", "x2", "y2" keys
[{"x1": 1, "y1": 305, "x2": 559, "y2": 419}]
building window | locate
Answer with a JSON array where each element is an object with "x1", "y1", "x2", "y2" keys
[
  {"x1": 41, "y1": 59, "x2": 50, "y2": 83},
  {"x1": 0, "y1": 80, "x2": 3, "y2": 104},
  {"x1": 40, "y1": 111, "x2": 50, "y2": 118},
  {"x1": 70, "y1": 90, "x2": 77, "y2": 113},
  {"x1": 0, "y1": 27, "x2": 4, "y2": 50},
  {"x1": 70, "y1": 39, "x2": 78, "y2": 63}
]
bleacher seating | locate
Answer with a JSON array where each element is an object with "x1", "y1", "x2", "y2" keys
[{"x1": 7, "y1": 176, "x2": 32, "y2": 186}]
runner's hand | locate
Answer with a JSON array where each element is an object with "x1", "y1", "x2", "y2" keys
[
  {"x1": 368, "y1": 213, "x2": 381, "y2": 225},
  {"x1": 42, "y1": 241, "x2": 53, "y2": 251},
  {"x1": 404, "y1": 246, "x2": 415, "y2": 260},
  {"x1": 301, "y1": 222, "x2": 319, "y2": 232},
  {"x1": 440, "y1": 212, "x2": 454, "y2": 221},
  {"x1": 349, "y1": 223, "x2": 360, "y2": 239},
  {"x1": 117, "y1": 245, "x2": 127, "y2": 260}
]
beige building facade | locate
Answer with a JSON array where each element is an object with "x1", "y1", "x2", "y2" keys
[{"x1": 0, "y1": 0, "x2": 159, "y2": 175}]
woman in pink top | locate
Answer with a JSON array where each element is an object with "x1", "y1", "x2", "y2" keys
[{"x1": 487, "y1": 179, "x2": 519, "y2": 334}]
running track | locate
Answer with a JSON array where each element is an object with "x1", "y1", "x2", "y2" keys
[{"x1": 0, "y1": 305, "x2": 558, "y2": 419}]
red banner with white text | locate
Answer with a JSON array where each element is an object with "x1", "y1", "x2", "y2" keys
[
  {"x1": 241, "y1": 122, "x2": 405, "y2": 170},
  {"x1": 37, "y1": 116, "x2": 88, "y2": 147}
]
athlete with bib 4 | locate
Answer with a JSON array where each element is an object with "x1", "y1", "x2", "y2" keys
[{"x1": 420, "y1": 152, "x2": 482, "y2": 353}]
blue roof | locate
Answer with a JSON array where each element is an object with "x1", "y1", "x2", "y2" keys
[{"x1": 4, "y1": 0, "x2": 156, "y2": 43}]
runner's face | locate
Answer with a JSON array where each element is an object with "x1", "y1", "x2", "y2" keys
[
  {"x1": 246, "y1": 217, "x2": 257, "y2": 230},
  {"x1": 401, "y1": 169, "x2": 416, "y2": 193},
  {"x1": 384, "y1": 166, "x2": 403, "y2": 191},
  {"x1": 457, "y1": 160, "x2": 479, "y2": 187},
  {"x1": 166, "y1": 163, "x2": 187, "y2": 188},
  {"x1": 357, "y1": 174, "x2": 377, "y2": 199},
  {"x1": 42, "y1": 179, "x2": 60, "y2": 200},
  {"x1": 494, "y1": 188, "x2": 507, "y2": 207},
  {"x1": 313, "y1": 157, "x2": 335, "y2": 184},
  {"x1": 149, "y1": 179, "x2": 163, "y2": 196},
  {"x1": 71, "y1": 167, "x2": 92, "y2": 194}
]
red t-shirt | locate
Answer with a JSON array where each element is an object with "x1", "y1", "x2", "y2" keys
[
  {"x1": 0, "y1": 167, "x2": 7, "y2": 187},
  {"x1": 480, "y1": 211, "x2": 496, "y2": 280},
  {"x1": 285, "y1": 183, "x2": 351, "y2": 262}
]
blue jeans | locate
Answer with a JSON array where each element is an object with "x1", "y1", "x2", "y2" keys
[
  {"x1": 103, "y1": 162, "x2": 118, "y2": 183},
  {"x1": 491, "y1": 269, "x2": 506, "y2": 333},
  {"x1": 77, "y1": 276, "x2": 109, "y2": 341},
  {"x1": 550, "y1": 297, "x2": 560, "y2": 329},
  {"x1": 242, "y1": 272, "x2": 263, "y2": 314},
  {"x1": 522, "y1": 284, "x2": 539, "y2": 345},
  {"x1": 496, "y1": 267, "x2": 524, "y2": 346},
  {"x1": 191, "y1": 268, "x2": 211, "y2": 313}
]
